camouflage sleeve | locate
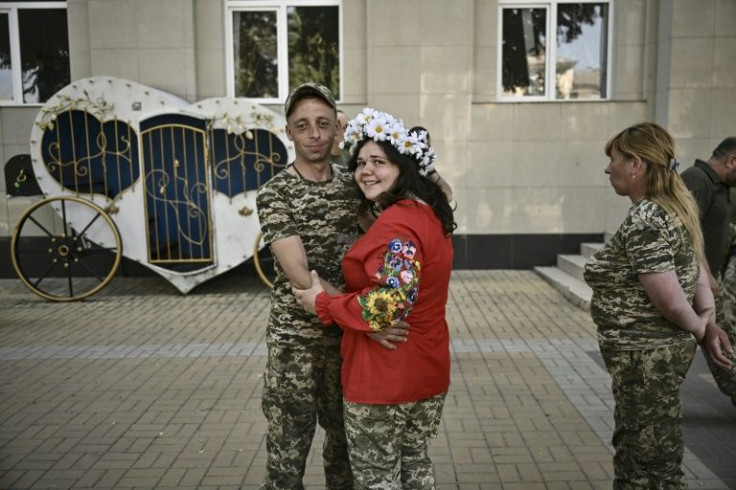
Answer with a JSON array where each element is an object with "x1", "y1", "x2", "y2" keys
[
  {"x1": 256, "y1": 180, "x2": 297, "y2": 245},
  {"x1": 624, "y1": 204, "x2": 676, "y2": 275}
]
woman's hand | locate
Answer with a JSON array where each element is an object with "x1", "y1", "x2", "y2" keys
[{"x1": 292, "y1": 270, "x2": 325, "y2": 315}]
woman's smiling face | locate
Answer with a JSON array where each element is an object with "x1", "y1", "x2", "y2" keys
[{"x1": 354, "y1": 141, "x2": 400, "y2": 202}]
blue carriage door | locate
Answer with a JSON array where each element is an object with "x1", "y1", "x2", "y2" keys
[{"x1": 140, "y1": 115, "x2": 213, "y2": 270}]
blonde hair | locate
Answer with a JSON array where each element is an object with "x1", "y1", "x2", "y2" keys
[{"x1": 605, "y1": 122, "x2": 704, "y2": 257}]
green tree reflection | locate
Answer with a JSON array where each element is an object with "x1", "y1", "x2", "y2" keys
[{"x1": 288, "y1": 6, "x2": 340, "y2": 99}]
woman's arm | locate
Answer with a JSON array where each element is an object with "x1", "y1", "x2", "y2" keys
[
  {"x1": 693, "y1": 262, "x2": 734, "y2": 369},
  {"x1": 293, "y1": 270, "x2": 410, "y2": 348},
  {"x1": 638, "y1": 270, "x2": 707, "y2": 340},
  {"x1": 293, "y1": 227, "x2": 422, "y2": 334},
  {"x1": 692, "y1": 260, "x2": 716, "y2": 317}
]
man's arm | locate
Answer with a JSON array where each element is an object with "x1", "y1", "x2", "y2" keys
[
  {"x1": 270, "y1": 235, "x2": 343, "y2": 294},
  {"x1": 430, "y1": 171, "x2": 454, "y2": 202},
  {"x1": 270, "y1": 235, "x2": 311, "y2": 289}
]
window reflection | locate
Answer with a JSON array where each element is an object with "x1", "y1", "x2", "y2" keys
[
  {"x1": 501, "y1": 2, "x2": 609, "y2": 101},
  {"x1": 232, "y1": 10, "x2": 278, "y2": 98},
  {"x1": 19, "y1": 9, "x2": 70, "y2": 103},
  {"x1": 0, "y1": 13, "x2": 12, "y2": 101},
  {"x1": 556, "y1": 3, "x2": 608, "y2": 99},
  {"x1": 502, "y1": 8, "x2": 547, "y2": 97},
  {"x1": 287, "y1": 6, "x2": 340, "y2": 99}
]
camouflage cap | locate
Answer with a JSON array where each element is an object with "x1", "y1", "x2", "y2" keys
[{"x1": 284, "y1": 83, "x2": 337, "y2": 118}]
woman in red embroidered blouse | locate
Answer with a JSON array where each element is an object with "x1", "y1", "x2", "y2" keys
[{"x1": 293, "y1": 108, "x2": 455, "y2": 489}]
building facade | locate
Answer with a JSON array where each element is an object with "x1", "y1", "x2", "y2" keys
[{"x1": 1, "y1": 0, "x2": 735, "y2": 276}]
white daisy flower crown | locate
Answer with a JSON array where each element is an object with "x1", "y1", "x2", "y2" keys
[{"x1": 340, "y1": 107, "x2": 437, "y2": 177}]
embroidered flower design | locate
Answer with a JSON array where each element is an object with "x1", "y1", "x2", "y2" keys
[
  {"x1": 358, "y1": 238, "x2": 421, "y2": 332},
  {"x1": 402, "y1": 241, "x2": 416, "y2": 259},
  {"x1": 388, "y1": 256, "x2": 403, "y2": 271},
  {"x1": 400, "y1": 270, "x2": 414, "y2": 284},
  {"x1": 388, "y1": 239, "x2": 403, "y2": 254}
]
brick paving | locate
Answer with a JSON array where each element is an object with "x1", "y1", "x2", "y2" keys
[{"x1": 0, "y1": 270, "x2": 733, "y2": 489}]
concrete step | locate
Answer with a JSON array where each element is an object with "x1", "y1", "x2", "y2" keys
[
  {"x1": 534, "y1": 266, "x2": 592, "y2": 310},
  {"x1": 557, "y1": 254, "x2": 588, "y2": 282},
  {"x1": 580, "y1": 242, "x2": 604, "y2": 259}
]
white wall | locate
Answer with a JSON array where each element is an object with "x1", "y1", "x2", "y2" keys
[{"x1": 2, "y1": 0, "x2": 736, "y2": 247}]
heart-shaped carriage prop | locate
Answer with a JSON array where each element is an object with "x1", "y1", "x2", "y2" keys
[{"x1": 9, "y1": 77, "x2": 291, "y2": 301}]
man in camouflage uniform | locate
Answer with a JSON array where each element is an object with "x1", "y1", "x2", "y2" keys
[
  {"x1": 256, "y1": 83, "x2": 357, "y2": 489},
  {"x1": 682, "y1": 137, "x2": 736, "y2": 406},
  {"x1": 722, "y1": 191, "x2": 736, "y2": 372}
]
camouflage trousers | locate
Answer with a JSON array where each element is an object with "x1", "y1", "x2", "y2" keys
[
  {"x1": 260, "y1": 343, "x2": 353, "y2": 490},
  {"x1": 343, "y1": 393, "x2": 446, "y2": 490},
  {"x1": 601, "y1": 340, "x2": 696, "y2": 490},
  {"x1": 701, "y1": 271, "x2": 736, "y2": 405},
  {"x1": 724, "y1": 256, "x2": 736, "y2": 329}
]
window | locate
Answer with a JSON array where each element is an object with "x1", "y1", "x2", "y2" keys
[
  {"x1": 226, "y1": 1, "x2": 341, "y2": 103},
  {"x1": 0, "y1": 1, "x2": 70, "y2": 104},
  {"x1": 499, "y1": 1, "x2": 610, "y2": 101}
]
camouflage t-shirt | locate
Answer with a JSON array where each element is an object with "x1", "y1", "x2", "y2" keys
[
  {"x1": 256, "y1": 164, "x2": 359, "y2": 347},
  {"x1": 584, "y1": 199, "x2": 699, "y2": 350}
]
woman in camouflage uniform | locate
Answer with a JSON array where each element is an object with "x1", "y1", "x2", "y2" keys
[{"x1": 584, "y1": 123, "x2": 733, "y2": 489}]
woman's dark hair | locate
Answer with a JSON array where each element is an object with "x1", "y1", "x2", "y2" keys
[{"x1": 348, "y1": 138, "x2": 456, "y2": 235}]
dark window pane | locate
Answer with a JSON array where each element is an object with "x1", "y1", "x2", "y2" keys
[
  {"x1": 0, "y1": 13, "x2": 11, "y2": 100},
  {"x1": 232, "y1": 10, "x2": 278, "y2": 98},
  {"x1": 19, "y1": 9, "x2": 70, "y2": 103},
  {"x1": 556, "y1": 3, "x2": 608, "y2": 99},
  {"x1": 502, "y1": 8, "x2": 547, "y2": 97},
  {"x1": 287, "y1": 6, "x2": 339, "y2": 98}
]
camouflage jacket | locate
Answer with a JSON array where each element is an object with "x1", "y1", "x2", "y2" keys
[
  {"x1": 256, "y1": 164, "x2": 359, "y2": 347},
  {"x1": 584, "y1": 199, "x2": 699, "y2": 350}
]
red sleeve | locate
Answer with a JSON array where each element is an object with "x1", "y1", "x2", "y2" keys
[{"x1": 316, "y1": 215, "x2": 423, "y2": 333}]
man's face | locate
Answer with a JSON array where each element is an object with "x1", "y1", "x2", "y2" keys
[
  {"x1": 724, "y1": 154, "x2": 736, "y2": 186},
  {"x1": 285, "y1": 98, "x2": 337, "y2": 164}
]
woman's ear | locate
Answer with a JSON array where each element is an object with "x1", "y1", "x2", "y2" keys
[{"x1": 631, "y1": 156, "x2": 645, "y2": 173}]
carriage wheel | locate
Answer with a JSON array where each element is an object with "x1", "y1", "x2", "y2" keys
[
  {"x1": 11, "y1": 196, "x2": 122, "y2": 302},
  {"x1": 253, "y1": 231, "x2": 275, "y2": 289}
]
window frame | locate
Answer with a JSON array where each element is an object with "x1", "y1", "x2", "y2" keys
[
  {"x1": 497, "y1": 0, "x2": 612, "y2": 102},
  {"x1": 225, "y1": 0, "x2": 342, "y2": 104},
  {"x1": 0, "y1": 1, "x2": 68, "y2": 106}
]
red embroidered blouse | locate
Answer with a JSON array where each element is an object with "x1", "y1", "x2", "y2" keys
[{"x1": 315, "y1": 199, "x2": 453, "y2": 404}]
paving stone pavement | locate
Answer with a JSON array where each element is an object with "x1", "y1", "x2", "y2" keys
[{"x1": 0, "y1": 270, "x2": 734, "y2": 489}]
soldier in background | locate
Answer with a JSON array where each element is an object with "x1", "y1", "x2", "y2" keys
[
  {"x1": 682, "y1": 138, "x2": 736, "y2": 407},
  {"x1": 330, "y1": 109, "x2": 351, "y2": 167},
  {"x1": 721, "y1": 187, "x2": 736, "y2": 368}
]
